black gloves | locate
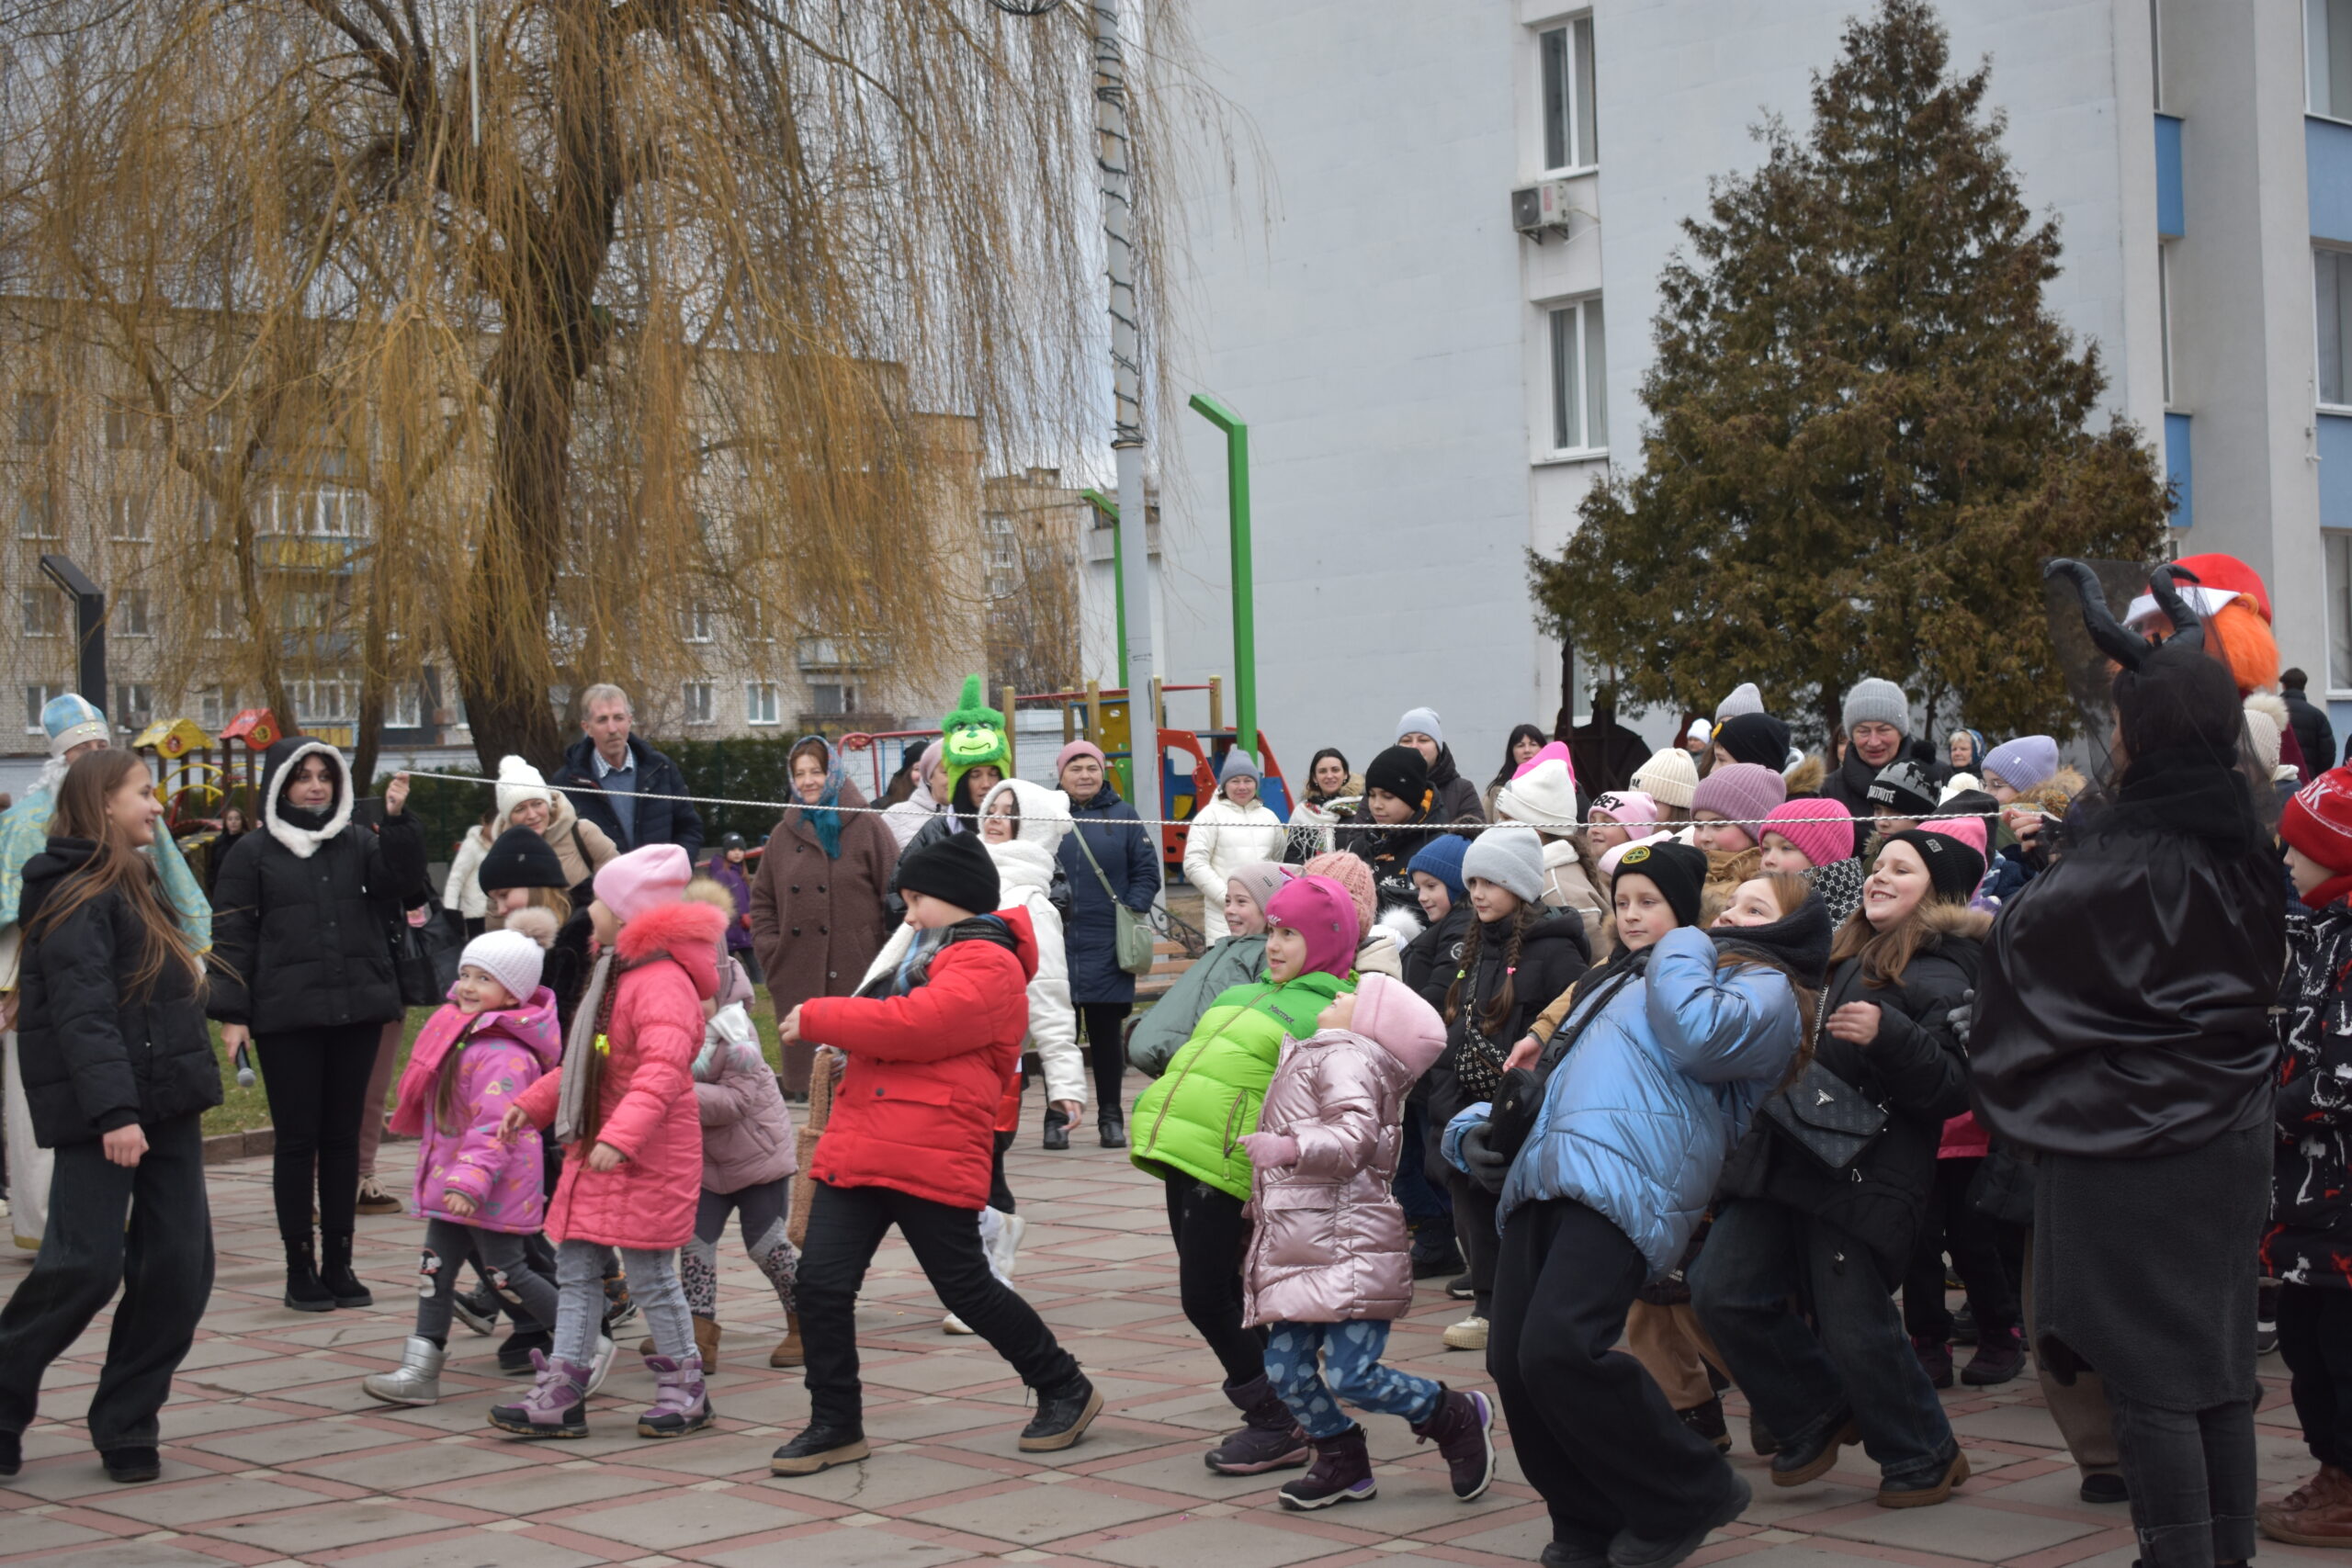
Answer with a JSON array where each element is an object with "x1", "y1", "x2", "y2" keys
[{"x1": 1460, "y1": 1121, "x2": 1512, "y2": 1194}]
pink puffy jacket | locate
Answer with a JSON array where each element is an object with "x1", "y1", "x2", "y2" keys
[
  {"x1": 390, "y1": 990, "x2": 562, "y2": 1234},
  {"x1": 515, "y1": 899, "x2": 726, "y2": 1251},
  {"x1": 1241, "y1": 1005, "x2": 1447, "y2": 1327}
]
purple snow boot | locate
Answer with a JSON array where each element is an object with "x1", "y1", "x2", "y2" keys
[
  {"x1": 487, "y1": 1350, "x2": 593, "y2": 1438},
  {"x1": 1203, "y1": 1374, "x2": 1310, "y2": 1474},
  {"x1": 1410, "y1": 1384, "x2": 1497, "y2": 1500},
  {"x1": 1277, "y1": 1424, "x2": 1377, "y2": 1510},
  {"x1": 636, "y1": 1352, "x2": 716, "y2": 1438}
]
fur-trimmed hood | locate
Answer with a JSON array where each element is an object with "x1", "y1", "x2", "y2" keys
[
  {"x1": 1917, "y1": 899, "x2": 1995, "y2": 948},
  {"x1": 613, "y1": 898, "x2": 728, "y2": 999},
  {"x1": 1783, "y1": 753, "x2": 1828, "y2": 798},
  {"x1": 257, "y1": 737, "x2": 355, "y2": 860}
]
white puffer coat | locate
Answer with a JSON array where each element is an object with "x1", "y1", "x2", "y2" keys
[{"x1": 1183, "y1": 795, "x2": 1289, "y2": 942}]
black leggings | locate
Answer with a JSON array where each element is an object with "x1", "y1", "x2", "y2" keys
[
  {"x1": 1163, "y1": 1174, "x2": 1265, "y2": 1387},
  {"x1": 1080, "y1": 1002, "x2": 1130, "y2": 1117},
  {"x1": 989, "y1": 1130, "x2": 1016, "y2": 1214},
  {"x1": 255, "y1": 1023, "x2": 386, "y2": 1242}
]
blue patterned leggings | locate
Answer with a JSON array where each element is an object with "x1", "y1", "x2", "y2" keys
[{"x1": 1265, "y1": 1320, "x2": 1442, "y2": 1439}]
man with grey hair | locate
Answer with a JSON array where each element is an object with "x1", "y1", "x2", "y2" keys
[{"x1": 549, "y1": 683, "x2": 705, "y2": 859}]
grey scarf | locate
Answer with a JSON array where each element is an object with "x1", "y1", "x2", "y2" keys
[{"x1": 554, "y1": 951, "x2": 615, "y2": 1146}]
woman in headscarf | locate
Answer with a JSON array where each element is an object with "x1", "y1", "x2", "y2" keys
[{"x1": 751, "y1": 737, "x2": 899, "y2": 1098}]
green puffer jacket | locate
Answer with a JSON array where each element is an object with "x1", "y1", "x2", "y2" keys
[
  {"x1": 1130, "y1": 970, "x2": 1353, "y2": 1200},
  {"x1": 1126, "y1": 934, "x2": 1269, "y2": 1078}
]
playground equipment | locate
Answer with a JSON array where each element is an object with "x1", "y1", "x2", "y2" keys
[{"x1": 131, "y1": 718, "x2": 227, "y2": 827}]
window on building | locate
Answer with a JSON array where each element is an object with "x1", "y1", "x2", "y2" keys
[
  {"x1": 683, "y1": 600, "x2": 714, "y2": 642},
  {"x1": 202, "y1": 410, "x2": 232, "y2": 452},
  {"x1": 2149, "y1": 0, "x2": 2165, "y2": 108},
  {"x1": 388, "y1": 683, "x2": 424, "y2": 729},
  {"x1": 114, "y1": 684, "x2": 153, "y2": 730},
  {"x1": 15, "y1": 391, "x2": 55, "y2": 446},
  {"x1": 745, "y1": 682, "x2": 780, "y2": 727},
  {"x1": 1547, "y1": 296, "x2": 1609, "y2": 454},
  {"x1": 16, "y1": 489, "x2": 58, "y2": 540},
  {"x1": 107, "y1": 493, "x2": 149, "y2": 541},
  {"x1": 207, "y1": 592, "x2": 239, "y2": 638},
  {"x1": 292, "y1": 680, "x2": 354, "y2": 727},
  {"x1": 986, "y1": 513, "x2": 1017, "y2": 598},
  {"x1": 683, "y1": 682, "x2": 715, "y2": 725},
  {"x1": 23, "y1": 684, "x2": 59, "y2": 734},
  {"x1": 1540, "y1": 17, "x2": 1599, "y2": 173},
  {"x1": 103, "y1": 407, "x2": 144, "y2": 451},
  {"x1": 2159, "y1": 243, "x2": 2177, "y2": 406},
  {"x1": 2332, "y1": 533, "x2": 2352, "y2": 692},
  {"x1": 2313, "y1": 0, "x2": 2352, "y2": 118},
  {"x1": 118, "y1": 589, "x2": 152, "y2": 637},
  {"x1": 809, "y1": 682, "x2": 854, "y2": 716},
  {"x1": 2322, "y1": 247, "x2": 2352, "y2": 408},
  {"x1": 197, "y1": 688, "x2": 227, "y2": 729},
  {"x1": 20, "y1": 587, "x2": 60, "y2": 637}
]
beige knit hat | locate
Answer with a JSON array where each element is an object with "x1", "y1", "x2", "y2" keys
[{"x1": 1631, "y1": 747, "x2": 1699, "y2": 810}]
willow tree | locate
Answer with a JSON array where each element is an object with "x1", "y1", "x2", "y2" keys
[{"x1": 0, "y1": 0, "x2": 1167, "y2": 767}]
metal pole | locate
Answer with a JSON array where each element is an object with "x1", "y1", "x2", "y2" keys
[
  {"x1": 1187, "y1": 393, "x2": 1254, "y2": 761},
  {"x1": 1093, "y1": 0, "x2": 1158, "y2": 832}
]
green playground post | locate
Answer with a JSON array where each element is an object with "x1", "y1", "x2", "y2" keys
[{"x1": 1185, "y1": 392, "x2": 1254, "y2": 760}]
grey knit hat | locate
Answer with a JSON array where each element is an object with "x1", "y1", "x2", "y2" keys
[
  {"x1": 1461, "y1": 825, "x2": 1547, "y2": 907},
  {"x1": 1842, "y1": 677, "x2": 1912, "y2": 735},
  {"x1": 1714, "y1": 682, "x2": 1765, "y2": 723}
]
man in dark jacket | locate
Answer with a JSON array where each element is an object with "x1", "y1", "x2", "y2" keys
[
  {"x1": 549, "y1": 683, "x2": 705, "y2": 859},
  {"x1": 2284, "y1": 669, "x2": 2335, "y2": 784}
]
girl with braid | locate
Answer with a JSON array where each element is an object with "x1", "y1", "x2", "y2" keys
[{"x1": 1430, "y1": 827, "x2": 1588, "y2": 1353}]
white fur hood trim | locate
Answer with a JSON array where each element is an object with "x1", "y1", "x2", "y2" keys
[{"x1": 261, "y1": 739, "x2": 355, "y2": 859}]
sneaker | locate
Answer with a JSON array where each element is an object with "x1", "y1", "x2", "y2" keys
[
  {"x1": 1747, "y1": 1411, "x2": 1778, "y2": 1456},
  {"x1": 2258, "y1": 1283, "x2": 2282, "y2": 1357},
  {"x1": 583, "y1": 1335, "x2": 616, "y2": 1397},
  {"x1": 355, "y1": 1175, "x2": 402, "y2": 1216},
  {"x1": 1279, "y1": 1424, "x2": 1376, "y2": 1509},
  {"x1": 100, "y1": 1446, "x2": 162, "y2": 1484},
  {"x1": 1960, "y1": 1327, "x2": 2025, "y2": 1386},
  {"x1": 450, "y1": 1282, "x2": 499, "y2": 1337},
  {"x1": 1446, "y1": 1271, "x2": 1476, "y2": 1302},
  {"x1": 770, "y1": 1423, "x2": 869, "y2": 1475},
  {"x1": 1408, "y1": 1386, "x2": 1495, "y2": 1501},
  {"x1": 1877, "y1": 1447, "x2": 1969, "y2": 1509},
  {"x1": 498, "y1": 1328, "x2": 553, "y2": 1375},
  {"x1": 603, "y1": 1275, "x2": 639, "y2": 1335},
  {"x1": 1442, "y1": 1314, "x2": 1488, "y2": 1351},
  {"x1": 986, "y1": 1212, "x2": 1028, "y2": 1283},
  {"x1": 1606, "y1": 1472, "x2": 1748, "y2": 1568},
  {"x1": 1911, "y1": 1336, "x2": 1953, "y2": 1390},
  {"x1": 1018, "y1": 1373, "x2": 1102, "y2": 1452},
  {"x1": 2078, "y1": 1472, "x2": 2130, "y2": 1505},
  {"x1": 1677, "y1": 1395, "x2": 1731, "y2": 1453}
]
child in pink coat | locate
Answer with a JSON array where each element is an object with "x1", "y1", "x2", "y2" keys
[
  {"x1": 1240, "y1": 973, "x2": 1496, "y2": 1512},
  {"x1": 492, "y1": 845, "x2": 729, "y2": 1441},
  {"x1": 361, "y1": 930, "x2": 565, "y2": 1408}
]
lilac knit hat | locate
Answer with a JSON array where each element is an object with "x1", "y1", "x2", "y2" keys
[{"x1": 1690, "y1": 762, "x2": 1786, "y2": 829}]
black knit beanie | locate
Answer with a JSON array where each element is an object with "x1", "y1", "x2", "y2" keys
[
  {"x1": 1714, "y1": 713, "x2": 1791, "y2": 771},
  {"x1": 1880, "y1": 829, "x2": 1985, "y2": 903},
  {"x1": 1364, "y1": 745, "x2": 1432, "y2": 811},
  {"x1": 894, "y1": 829, "x2": 1001, "y2": 916},
  {"x1": 1865, "y1": 761, "x2": 1940, "y2": 818},
  {"x1": 479, "y1": 826, "x2": 568, "y2": 892},
  {"x1": 1611, "y1": 839, "x2": 1708, "y2": 931}
]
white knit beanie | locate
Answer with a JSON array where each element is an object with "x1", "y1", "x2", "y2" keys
[
  {"x1": 459, "y1": 929, "x2": 545, "y2": 1005},
  {"x1": 1495, "y1": 758, "x2": 1580, "y2": 833},
  {"x1": 1632, "y1": 747, "x2": 1699, "y2": 810},
  {"x1": 495, "y1": 754, "x2": 556, "y2": 821}
]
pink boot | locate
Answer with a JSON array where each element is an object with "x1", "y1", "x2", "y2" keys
[
  {"x1": 637, "y1": 1353, "x2": 716, "y2": 1438},
  {"x1": 488, "y1": 1351, "x2": 593, "y2": 1438}
]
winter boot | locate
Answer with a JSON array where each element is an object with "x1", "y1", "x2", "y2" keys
[
  {"x1": 1042, "y1": 1105, "x2": 1071, "y2": 1150},
  {"x1": 1098, "y1": 1109, "x2": 1128, "y2": 1149},
  {"x1": 1204, "y1": 1374, "x2": 1310, "y2": 1474},
  {"x1": 2261, "y1": 1464, "x2": 2352, "y2": 1546},
  {"x1": 1961, "y1": 1325, "x2": 2025, "y2": 1386},
  {"x1": 1019, "y1": 1371, "x2": 1103, "y2": 1452},
  {"x1": 1910, "y1": 1336, "x2": 1953, "y2": 1389},
  {"x1": 1277, "y1": 1424, "x2": 1376, "y2": 1510},
  {"x1": 1408, "y1": 1385, "x2": 1496, "y2": 1500},
  {"x1": 363, "y1": 1336, "x2": 447, "y2": 1406},
  {"x1": 636, "y1": 1353, "x2": 716, "y2": 1438},
  {"x1": 770, "y1": 1422, "x2": 868, "y2": 1475},
  {"x1": 282, "y1": 1237, "x2": 335, "y2": 1313},
  {"x1": 640, "y1": 1315, "x2": 722, "y2": 1369},
  {"x1": 488, "y1": 1351, "x2": 594, "y2": 1438},
  {"x1": 320, "y1": 1232, "x2": 373, "y2": 1309},
  {"x1": 769, "y1": 1312, "x2": 805, "y2": 1369}
]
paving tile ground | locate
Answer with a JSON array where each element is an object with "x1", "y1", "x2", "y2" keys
[{"x1": 0, "y1": 1129, "x2": 2337, "y2": 1567}]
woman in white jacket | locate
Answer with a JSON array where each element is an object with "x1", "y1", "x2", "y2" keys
[
  {"x1": 1183, "y1": 750, "x2": 1289, "y2": 942},
  {"x1": 855, "y1": 776, "x2": 1084, "y2": 1326},
  {"x1": 441, "y1": 812, "x2": 495, "y2": 935}
]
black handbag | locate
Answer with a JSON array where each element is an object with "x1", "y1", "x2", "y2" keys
[
  {"x1": 390, "y1": 908, "x2": 451, "y2": 1008},
  {"x1": 1758, "y1": 986, "x2": 1888, "y2": 1170}
]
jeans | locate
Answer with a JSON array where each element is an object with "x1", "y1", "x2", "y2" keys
[
  {"x1": 797, "y1": 1179, "x2": 1080, "y2": 1430},
  {"x1": 2108, "y1": 1385, "x2": 2256, "y2": 1568},
  {"x1": 1691, "y1": 1197, "x2": 1959, "y2": 1486},
  {"x1": 685, "y1": 1181, "x2": 797, "y2": 1318},
  {"x1": 1080, "y1": 1002, "x2": 1130, "y2": 1118},
  {"x1": 1265, "y1": 1320, "x2": 1441, "y2": 1438},
  {"x1": 1162, "y1": 1174, "x2": 1268, "y2": 1387},
  {"x1": 254, "y1": 1023, "x2": 384, "y2": 1240},
  {"x1": 1490, "y1": 1197, "x2": 1738, "y2": 1548},
  {"x1": 416, "y1": 1219, "x2": 556, "y2": 1343},
  {"x1": 553, "y1": 1240, "x2": 690, "y2": 1367},
  {"x1": 1901, "y1": 1156, "x2": 2021, "y2": 1344},
  {"x1": 0, "y1": 1113, "x2": 213, "y2": 1451},
  {"x1": 2278, "y1": 1284, "x2": 2352, "y2": 1467}
]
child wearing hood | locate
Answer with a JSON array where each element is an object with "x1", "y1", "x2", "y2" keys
[
  {"x1": 1241, "y1": 973, "x2": 1497, "y2": 1511},
  {"x1": 364, "y1": 931, "x2": 566, "y2": 1407},
  {"x1": 1130, "y1": 861, "x2": 1293, "y2": 1077}
]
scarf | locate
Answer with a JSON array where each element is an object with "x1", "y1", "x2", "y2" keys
[
  {"x1": 1710, "y1": 893, "x2": 1834, "y2": 988},
  {"x1": 789, "y1": 735, "x2": 850, "y2": 859},
  {"x1": 554, "y1": 951, "x2": 615, "y2": 1146}
]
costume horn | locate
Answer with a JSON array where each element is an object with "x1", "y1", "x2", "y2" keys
[
  {"x1": 2043, "y1": 558, "x2": 2146, "y2": 671},
  {"x1": 2143, "y1": 562, "x2": 2206, "y2": 651}
]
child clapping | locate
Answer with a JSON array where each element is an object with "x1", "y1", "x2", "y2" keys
[{"x1": 1238, "y1": 973, "x2": 1496, "y2": 1511}]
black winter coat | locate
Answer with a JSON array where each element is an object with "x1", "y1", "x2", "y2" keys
[
  {"x1": 2266, "y1": 898, "x2": 2352, "y2": 1288},
  {"x1": 17, "y1": 838, "x2": 220, "y2": 1146},
  {"x1": 1721, "y1": 903, "x2": 1984, "y2": 1283},
  {"x1": 1057, "y1": 783, "x2": 1161, "y2": 1005},
  {"x1": 2287, "y1": 690, "x2": 2336, "y2": 786},
  {"x1": 1346, "y1": 817, "x2": 1450, "y2": 919},
  {"x1": 550, "y1": 733, "x2": 706, "y2": 860},
  {"x1": 1819, "y1": 748, "x2": 1887, "y2": 822},
  {"x1": 1429, "y1": 908, "x2": 1589, "y2": 1124},
  {"x1": 1426, "y1": 746, "x2": 1487, "y2": 826},
  {"x1": 208, "y1": 739, "x2": 430, "y2": 1034},
  {"x1": 1402, "y1": 902, "x2": 1473, "y2": 1010}
]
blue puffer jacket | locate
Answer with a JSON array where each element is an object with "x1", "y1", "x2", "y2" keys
[{"x1": 1444, "y1": 925, "x2": 1799, "y2": 1280}]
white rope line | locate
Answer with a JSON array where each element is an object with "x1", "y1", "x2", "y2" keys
[{"x1": 397, "y1": 769, "x2": 2051, "y2": 834}]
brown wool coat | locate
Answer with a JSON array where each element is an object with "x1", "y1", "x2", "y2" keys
[{"x1": 750, "y1": 780, "x2": 900, "y2": 1021}]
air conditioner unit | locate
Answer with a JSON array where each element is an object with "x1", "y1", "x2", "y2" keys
[{"x1": 1510, "y1": 179, "x2": 1577, "y2": 241}]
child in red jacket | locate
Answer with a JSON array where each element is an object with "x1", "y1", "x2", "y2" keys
[
  {"x1": 491, "y1": 845, "x2": 726, "y2": 1442},
  {"x1": 767, "y1": 830, "x2": 1100, "y2": 1476}
]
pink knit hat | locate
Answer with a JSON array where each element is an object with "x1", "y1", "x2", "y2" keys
[
  {"x1": 1055, "y1": 739, "x2": 1106, "y2": 779},
  {"x1": 1690, "y1": 762, "x2": 1786, "y2": 828},
  {"x1": 1303, "y1": 851, "x2": 1377, "y2": 932},
  {"x1": 1266, "y1": 874, "x2": 1362, "y2": 981},
  {"x1": 1759, "y1": 799, "x2": 1855, "y2": 870},
  {"x1": 594, "y1": 843, "x2": 693, "y2": 923},
  {"x1": 1589, "y1": 789, "x2": 1659, "y2": 829},
  {"x1": 1510, "y1": 739, "x2": 1577, "y2": 788},
  {"x1": 1935, "y1": 814, "x2": 1989, "y2": 860}
]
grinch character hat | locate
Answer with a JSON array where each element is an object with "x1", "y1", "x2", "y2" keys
[{"x1": 941, "y1": 674, "x2": 1011, "y2": 799}]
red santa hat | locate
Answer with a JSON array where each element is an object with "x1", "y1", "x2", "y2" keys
[{"x1": 2126, "y1": 552, "x2": 2277, "y2": 699}]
